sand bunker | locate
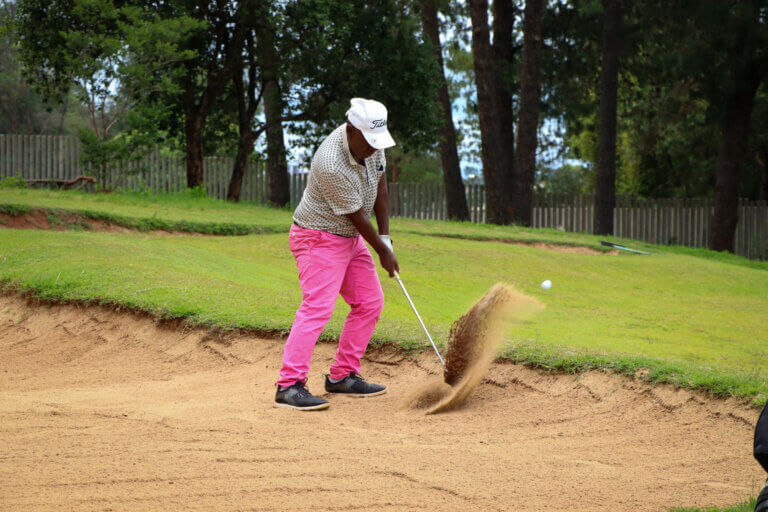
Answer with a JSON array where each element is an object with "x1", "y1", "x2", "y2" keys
[{"x1": 0, "y1": 292, "x2": 765, "y2": 511}]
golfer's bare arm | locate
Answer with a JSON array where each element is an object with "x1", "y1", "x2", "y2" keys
[
  {"x1": 346, "y1": 174, "x2": 399, "y2": 276},
  {"x1": 373, "y1": 173, "x2": 389, "y2": 236}
]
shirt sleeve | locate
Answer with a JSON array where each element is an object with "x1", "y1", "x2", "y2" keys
[{"x1": 315, "y1": 168, "x2": 363, "y2": 216}]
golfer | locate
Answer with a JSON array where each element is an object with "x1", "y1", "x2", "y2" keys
[{"x1": 274, "y1": 98, "x2": 399, "y2": 411}]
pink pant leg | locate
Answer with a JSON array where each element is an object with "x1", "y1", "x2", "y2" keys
[
  {"x1": 329, "y1": 236, "x2": 384, "y2": 380},
  {"x1": 276, "y1": 226, "x2": 355, "y2": 388}
]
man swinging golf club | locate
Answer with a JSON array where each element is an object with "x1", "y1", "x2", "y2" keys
[{"x1": 274, "y1": 98, "x2": 399, "y2": 411}]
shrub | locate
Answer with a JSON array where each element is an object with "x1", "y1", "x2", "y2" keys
[{"x1": 0, "y1": 175, "x2": 26, "y2": 189}]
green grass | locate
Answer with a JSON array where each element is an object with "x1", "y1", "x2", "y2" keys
[
  {"x1": 393, "y1": 217, "x2": 768, "y2": 271},
  {"x1": 0, "y1": 203, "x2": 32, "y2": 216},
  {"x1": 3, "y1": 188, "x2": 765, "y2": 271},
  {"x1": 668, "y1": 499, "x2": 757, "y2": 512},
  {"x1": 1, "y1": 221, "x2": 766, "y2": 404},
  {"x1": 0, "y1": 188, "x2": 292, "y2": 232}
]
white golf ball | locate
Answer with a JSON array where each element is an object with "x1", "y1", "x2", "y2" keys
[{"x1": 541, "y1": 280, "x2": 552, "y2": 290}]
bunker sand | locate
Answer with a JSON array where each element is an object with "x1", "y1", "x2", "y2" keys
[{"x1": 0, "y1": 293, "x2": 763, "y2": 511}]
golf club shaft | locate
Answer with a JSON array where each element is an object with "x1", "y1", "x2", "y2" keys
[{"x1": 392, "y1": 271, "x2": 446, "y2": 370}]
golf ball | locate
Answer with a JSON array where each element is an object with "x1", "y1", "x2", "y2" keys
[{"x1": 541, "y1": 280, "x2": 552, "y2": 290}]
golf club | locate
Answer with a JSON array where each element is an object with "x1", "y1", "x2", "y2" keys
[
  {"x1": 393, "y1": 271, "x2": 446, "y2": 370},
  {"x1": 600, "y1": 240, "x2": 650, "y2": 255}
]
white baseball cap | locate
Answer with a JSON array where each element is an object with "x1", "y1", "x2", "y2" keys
[{"x1": 345, "y1": 98, "x2": 396, "y2": 149}]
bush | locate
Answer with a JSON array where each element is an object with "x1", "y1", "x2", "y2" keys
[
  {"x1": 186, "y1": 184, "x2": 208, "y2": 198},
  {"x1": 0, "y1": 175, "x2": 27, "y2": 189}
]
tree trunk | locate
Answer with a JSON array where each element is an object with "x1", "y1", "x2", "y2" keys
[
  {"x1": 492, "y1": 0, "x2": 516, "y2": 215},
  {"x1": 420, "y1": 0, "x2": 469, "y2": 221},
  {"x1": 184, "y1": 96, "x2": 205, "y2": 189},
  {"x1": 181, "y1": 5, "x2": 248, "y2": 191},
  {"x1": 263, "y1": 77, "x2": 289, "y2": 207},
  {"x1": 512, "y1": 0, "x2": 544, "y2": 226},
  {"x1": 758, "y1": 148, "x2": 768, "y2": 201},
  {"x1": 469, "y1": 0, "x2": 510, "y2": 224},
  {"x1": 228, "y1": 133, "x2": 257, "y2": 202},
  {"x1": 709, "y1": 62, "x2": 761, "y2": 252},
  {"x1": 593, "y1": 0, "x2": 620, "y2": 236},
  {"x1": 256, "y1": 11, "x2": 289, "y2": 208},
  {"x1": 228, "y1": 32, "x2": 262, "y2": 203}
]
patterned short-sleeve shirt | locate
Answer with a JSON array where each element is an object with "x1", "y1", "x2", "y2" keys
[{"x1": 293, "y1": 124, "x2": 386, "y2": 237}]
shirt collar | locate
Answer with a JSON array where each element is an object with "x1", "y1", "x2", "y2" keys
[{"x1": 340, "y1": 124, "x2": 361, "y2": 168}]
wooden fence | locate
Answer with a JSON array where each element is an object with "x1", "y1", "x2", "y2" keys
[
  {"x1": 0, "y1": 135, "x2": 270, "y2": 203},
  {"x1": 2, "y1": 134, "x2": 767, "y2": 260},
  {"x1": 388, "y1": 181, "x2": 767, "y2": 260}
]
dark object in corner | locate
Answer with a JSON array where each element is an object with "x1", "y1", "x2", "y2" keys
[{"x1": 755, "y1": 401, "x2": 768, "y2": 512}]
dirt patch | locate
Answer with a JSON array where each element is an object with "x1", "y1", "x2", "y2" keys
[
  {"x1": 0, "y1": 293, "x2": 764, "y2": 511},
  {"x1": 0, "y1": 207, "x2": 202, "y2": 236},
  {"x1": 430, "y1": 233, "x2": 618, "y2": 254},
  {"x1": 526, "y1": 241, "x2": 618, "y2": 254}
]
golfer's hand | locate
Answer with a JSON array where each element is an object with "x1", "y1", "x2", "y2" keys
[{"x1": 379, "y1": 248, "x2": 399, "y2": 277}]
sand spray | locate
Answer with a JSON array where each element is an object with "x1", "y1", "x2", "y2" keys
[{"x1": 400, "y1": 284, "x2": 543, "y2": 414}]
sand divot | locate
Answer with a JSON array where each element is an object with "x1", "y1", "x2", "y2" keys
[{"x1": 401, "y1": 284, "x2": 544, "y2": 414}]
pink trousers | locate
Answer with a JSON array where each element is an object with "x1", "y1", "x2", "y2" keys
[{"x1": 276, "y1": 224, "x2": 384, "y2": 388}]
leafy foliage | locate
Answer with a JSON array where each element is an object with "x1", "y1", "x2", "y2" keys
[
  {"x1": 14, "y1": 0, "x2": 202, "y2": 186},
  {"x1": 282, "y1": 0, "x2": 441, "y2": 153},
  {"x1": 0, "y1": 175, "x2": 26, "y2": 189},
  {"x1": 543, "y1": 0, "x2": 768, "y2": 200}
]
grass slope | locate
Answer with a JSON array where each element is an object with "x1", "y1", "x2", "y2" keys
[
  {"x1": 6, "y1": 189, "x2": 764, "y2": 274},
  {"x1": 0, "y1": 188, "x2": 291, "y2": 233},
  {"x1": 1, "y1": 224, "x2": 766, "y2": 404}
]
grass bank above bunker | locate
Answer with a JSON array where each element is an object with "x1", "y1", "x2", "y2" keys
[
  {"x1": 1, "y1": 226, "x2": 766, "y2": 405},
  {"x1": 7, "y1": 189, "x2": 763, "y2": 269}
]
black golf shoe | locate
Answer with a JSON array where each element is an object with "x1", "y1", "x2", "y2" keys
[
  {"x1": 324, "y1": 372, "x2": 387, "y2": 397},
  {"x1": 274, "y1": 381, "x2": 330, "y2": 411},
  {"x1": 757, "y1": 478, "x2": 768, "y2": 512}
]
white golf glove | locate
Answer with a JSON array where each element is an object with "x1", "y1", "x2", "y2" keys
[{"x1": 380, "y1": 235, "x2": 393, "y2": 253}]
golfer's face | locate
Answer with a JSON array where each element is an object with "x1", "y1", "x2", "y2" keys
[{"x1": 360, "y1": 139, "x2": 377, "y2": 159}]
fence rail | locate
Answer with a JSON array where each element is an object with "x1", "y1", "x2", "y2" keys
[{"x1": 2, "y1": 134, "x2": 767, "y2": 260}]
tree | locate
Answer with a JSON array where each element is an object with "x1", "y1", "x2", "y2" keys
[
  {"x1": 748, "y1": 85, "x2": 768, "y2": 201},
  {"x1": 512, "y1": 0, "x2": 544, "y2": 226},
  {"x1": 0, "y1": 0, "x2": 80, "y2": 135},
  {"x1": 492, "y1": 0, "x2": 516, "y2": 214},
  {"x1": 180, "y1": 0, "x2": 248, "y2": 189},
  {"x1": 706, "y1": 0, "x2": 767, "y2": 252},
  {"x1": 420, "y1": 0, "x2": 469, "y2": 220},
  {"x1": 255, "y1": 1, "x2": 288, "y2": 207},
  {"x1": 15, "y1": 0, "x2": 200, "y2": 188},
  {"x1": 279, "y1": 1, "x2": 441, "y2": 184},
  {"x1": 227, "y1": 28, "x2": 264, "y2": 202},
  {"x1": 468, "y1": 0, "x2": 516, "y2": 224},
  {"x1": 593, "y1": 0, "x2": 620, "y2": 236}
]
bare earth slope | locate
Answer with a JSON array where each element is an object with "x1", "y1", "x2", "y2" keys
[{"x1": 0, "y1": 293, "x2": 763, "y2": 511}]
